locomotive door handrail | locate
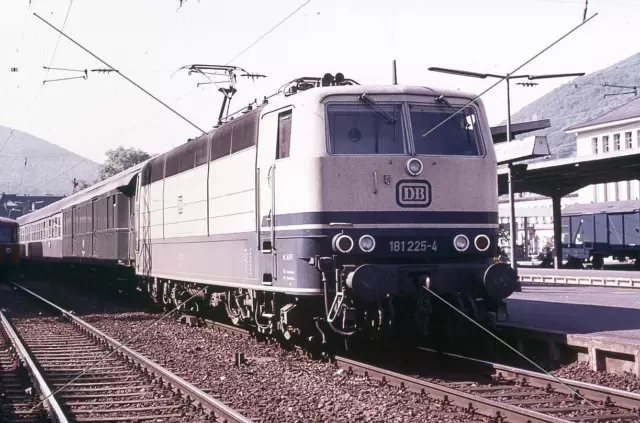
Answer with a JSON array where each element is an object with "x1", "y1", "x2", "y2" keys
[
  {"x1": 255, "y1": 167, "x2": 261, "y2": 250},
  {"x1": 268, "y1": 164, "x2": 276, "y2": 251},
  {"x1": 267, "y1": 164, "x2": 277, "y2": 280}
]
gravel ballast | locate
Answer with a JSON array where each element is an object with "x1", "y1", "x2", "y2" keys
[
  {"x1": 14, "y1": 281, "x2": 486, "y2": 422},
  {"x1": 14, "y1": 279, "x2": 640, "y2": 421}
]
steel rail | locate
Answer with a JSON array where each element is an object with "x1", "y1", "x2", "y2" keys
[
  {"x1": 335, "y1": 355, "x2": 574, "y2": 423},
  {"x1": 12, "y1": 282, "x2": 255, "y2": 423},
  {"x1": 0, "y1": 309, "x2": 70, "y2": 423},
  {"x1": 418, "y1": 348, "x2": 640, "y2": 410},
  {"x1": 158, "y1": 314, "x2": 640, "y2": 420}
]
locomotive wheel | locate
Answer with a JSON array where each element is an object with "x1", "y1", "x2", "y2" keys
[{"x1": 591, "y1": 255, "x2": 604, "y2": 270}]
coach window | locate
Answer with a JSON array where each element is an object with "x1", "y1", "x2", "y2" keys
[
  {"x1": 107, "y1": 197, "x2": 113, "y2": 229},
  {"x1": 276, "y1": 110, "x2": 292, "y2": 159}
]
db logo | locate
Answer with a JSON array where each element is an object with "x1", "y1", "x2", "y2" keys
[{"x1": 396, "y1": 180, "x2": 432, "y2": 208}]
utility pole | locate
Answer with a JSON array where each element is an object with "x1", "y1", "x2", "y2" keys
[
  {"x1": 392, "y1": 60, "x2": 398, "y2": 85},
  {"x1": 427, "y1": 67, "x2": 585, "y2": 270}
]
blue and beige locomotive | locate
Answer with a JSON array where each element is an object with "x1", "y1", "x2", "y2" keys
[{"x1": 17, "y1": 74, "x2": 518, "y2": 343}]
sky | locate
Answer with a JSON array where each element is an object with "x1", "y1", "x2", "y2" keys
[{"x1": 1, "y1": 0, "x2": 639, "y2": 166}]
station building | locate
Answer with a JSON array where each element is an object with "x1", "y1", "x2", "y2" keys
[
  {"x1": 498, "y1": 96, "x2": 640, "y2": 259},
  {"x1": 566, "y1": 97, "x2": 640, "y2": 203}
]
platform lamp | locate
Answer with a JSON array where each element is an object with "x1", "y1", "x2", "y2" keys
[{"x1": 427, "y1": 67, "x2": 585, "y2": 270}]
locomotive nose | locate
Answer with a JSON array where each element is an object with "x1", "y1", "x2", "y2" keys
[{"x1": 483, "y1": 262, "x2": 519, "y2": 299}]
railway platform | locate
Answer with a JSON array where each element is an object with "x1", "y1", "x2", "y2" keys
[{"x1": 498, "y1": 285, "x2": 640, "y2": 377}]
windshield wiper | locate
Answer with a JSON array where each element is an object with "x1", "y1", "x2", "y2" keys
[
  {"x1": 359, "y1": 93, "x2": 397, "y2": 124},
  {"x1": 434, "y1": 94, "x2": 473, "y2": 144},
  {"x1": 435, "y1": 94, "x2": 456, "y2": 112}
]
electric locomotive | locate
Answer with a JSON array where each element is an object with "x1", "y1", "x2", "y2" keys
[
  {"x1": 17, "y1": 73, "x2": 519, "y2": 345},
  {"x1": 0, "y1": 217, "x2": 20, "y2": 280},
  {"x1": 134, "y1": 74, "x2": 518, "y2": 342}
]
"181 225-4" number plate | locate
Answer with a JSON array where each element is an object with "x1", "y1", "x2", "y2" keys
[{"x1": 389, "y1": 240, "x2": 438, "y2": 252}]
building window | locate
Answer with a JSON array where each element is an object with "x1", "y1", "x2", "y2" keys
[
  {"x1": 603, "y1": 135, "x2": 610, "y2": 152},
  {"x1": 591, "y1": 137, "x2": 598, "y2": 154},
  {"x1": 613, "y1": 133, "x2": 620, "y2": 151},
  {"x1": 626, "y1": 132, "x2": 633, "y2": 149}
]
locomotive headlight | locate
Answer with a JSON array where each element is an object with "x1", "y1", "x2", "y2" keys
[
  {"x1": 453, "y1": 234, "x2": 469, "y2": 252},
  {"x1": 474, "y1": 234, "x2": 490, "y2": 252},
  {"x1": 358, "y1": 235, "x2": 376, "y2": 252},
  {"x1": 5, "y1": 247, "x2": 11, "y2": 254},
  {"x1": 405, "y1": 158, "x2": 424, "y2": 176},
  {"x1": 333, "y1": 234, "x2": 354, "y2": 254}
]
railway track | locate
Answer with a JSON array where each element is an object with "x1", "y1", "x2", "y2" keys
[
  {"x1": 204, "y1": 318, "x2": 640, "y2": 422},
  {"x1": 1, "y1": 308, "x2": 63, "y2": 423},
  {"x1": 336, "y1": 348, "x2": 640, "y2": 423},
  {"x1": 2, "y1": 283, "x2": 255, "y2": 423}
]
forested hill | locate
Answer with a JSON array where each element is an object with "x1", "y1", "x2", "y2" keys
[
  {"x1": 0, "y1": 126, "x2": 100, "y2": 196},
  {"x1": 505, "y1": 52, "x2": 640, "y2": 160}
]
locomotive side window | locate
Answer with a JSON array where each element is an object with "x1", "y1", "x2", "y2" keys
[
  {"x1": 231, "y1": 110, "x2": 259, "y2": 153},
  {"x1": 150, "y1": 157, "x2": 165, "y2": 184},
  {"x1": 178, "y1": 141, "x2": 196, "y2": 173},
  {"x1": 276, "y1": 110, "x2": 292, "y2": 159},
  {"x1": 194, "y1": 134, "x2": 209, "y2": 167},
  {"x1": 410, "y1": 105, "x2": 483, "y2": 157},
  {"x1": 210, "y1": 124, "x2": 233, "y2": 161},
  {"x1": 327, "y1": 103, "x2": 405, "y2": 155},
  {"x1": 165, "y1": 149, "x2": 180, "y2": 178}
]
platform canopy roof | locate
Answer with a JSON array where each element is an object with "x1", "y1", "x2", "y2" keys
[
  {"x1": 491, "y1": 119, "x2": 551, "y2": 143},
  {"x1": 497, "y1": 148, "x2": 640, "y2": 197}
]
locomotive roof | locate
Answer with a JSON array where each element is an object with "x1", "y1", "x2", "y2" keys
[{"x1": 272, "y1": 84, "x2": 483, "y2": 107}]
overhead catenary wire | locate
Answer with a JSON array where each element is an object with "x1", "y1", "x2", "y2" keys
[
  {"x1": 30, "y1": 0, "x2": 314, "y2": 193},
  {"x1": 0, "y1": 0, "x2": 76, "y2": 157},
  {"x1": 422, "y1": 13, "x2": 598, "y2": 139},
  {"x1": 117, "y1": 1, "x2": 315, "y2": 148},
  {"x1": 32, "y1": 12, "x2": 207, "y2": 135},
  {"x1": 43, "y1": 0, "x2": 76, "y2": 83},
  {"x1": 422, "y1": 286, "x2": 600, "y2": 409},
  {"x1": 224, "y1": 0, "x2": 313, "y2": 65}
]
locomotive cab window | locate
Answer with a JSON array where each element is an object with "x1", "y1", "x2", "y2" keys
[
  {"x1": 327, "y1": 103, "x2": 406, "y2": 155},
  {"x1": 410, "y1": 105, "x2": 483, "y2": 157},
  {"x1": 276, "y1": 110, "x2": 292, "y2": 159}
]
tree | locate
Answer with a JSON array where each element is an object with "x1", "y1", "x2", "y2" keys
[
  {"x1": 99, "y1": 146, "x2": 152, "y2": 181},
  {"x1": 72, "y1": 178, "x2": 91, "y2": 194}
]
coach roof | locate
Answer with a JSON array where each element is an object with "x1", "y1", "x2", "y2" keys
[{"x1": 17, "y1": 159, "x2": 150, "y2": 225}]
